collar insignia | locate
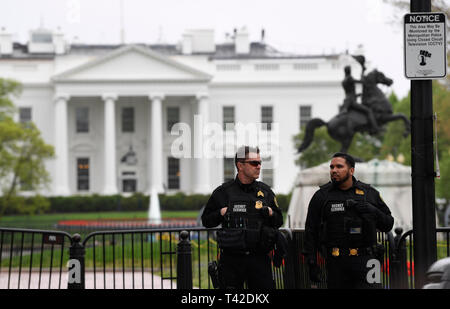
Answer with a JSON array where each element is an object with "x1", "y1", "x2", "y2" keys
[{"x1": 355, "y1": 189, "x2": 364, "y2": 195}]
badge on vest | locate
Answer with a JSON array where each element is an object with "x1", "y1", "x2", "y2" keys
[
  {"x1": 355, "y1": 189, "x2": 364, "y2": 195},
  {"x1": 332, "y1": 248, "x2": 340, "y2": 257},
  {"x1": 257, "y1": 190, "x2": 264, "y2": 197},
  {"x1": 255, "y1": 200, "x2": 263, "y2": 209}
]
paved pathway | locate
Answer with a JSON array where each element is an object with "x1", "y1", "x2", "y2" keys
[{"x1": 0, "y1": 271, "x2": 176, "y2": 289}]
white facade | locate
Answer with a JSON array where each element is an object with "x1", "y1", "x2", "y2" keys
[{"x1": 0, "y1": 28, "x2": 363, "y2": 196}]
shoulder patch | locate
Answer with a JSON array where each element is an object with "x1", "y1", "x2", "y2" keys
[
  {"x1": 355, "y1": 188, "x2": 365, "y2": 195},
  {"x1": 274, "y1": 196, "x2": 280, "y2": 208}
]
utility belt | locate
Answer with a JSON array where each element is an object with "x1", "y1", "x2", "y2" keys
[
  {"x1": 220, "y1": 248, "x2": 260, "y2": 257},
  {"x1": 216, "y1": 225, "x2": 277, "y2": 253},
  {"x1": 327, "y1": 246, "x2": 374, "y2": 257}
]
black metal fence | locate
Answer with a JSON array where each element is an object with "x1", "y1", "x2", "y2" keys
[
  {"x1": 0, "y1": 226, "x2": 449, "y2": 289},
  {"x1": 0, "y1": 228, "x2": 73, "y2": 289}
]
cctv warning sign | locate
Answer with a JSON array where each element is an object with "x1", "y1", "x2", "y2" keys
[{"x1": 404, "y1": 12, "x2": 447, "y2": 79}]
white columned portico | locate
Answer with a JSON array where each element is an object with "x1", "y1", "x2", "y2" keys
[
  {"x1": 193, "y1": 92, "x2": 210, "y2": 194},
  {"x1": 102, "y1": 93, "x2": 118, "y2": 195},
  {"x1": 53, "y1": 93, "x2": 70, "y2": 196},
  {"x1": 148, "y1": 93, "x2": 165, "y2": 194}
]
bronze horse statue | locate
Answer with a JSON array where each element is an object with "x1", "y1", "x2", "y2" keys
[{"x1": 298, "y1": 69, "x2": 410, "y2": 153}]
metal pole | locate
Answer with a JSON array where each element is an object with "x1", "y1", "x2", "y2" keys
[
  {"x1": 410, "y1": 0, "x2": 437, "y2": 289},
  {"x1": 176, "y1": 231, "x2": 193, "y2": 289}
]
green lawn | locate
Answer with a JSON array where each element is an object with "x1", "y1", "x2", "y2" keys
[{"x1": 0, "y1": 211, "x2": 200, "y2": 230}]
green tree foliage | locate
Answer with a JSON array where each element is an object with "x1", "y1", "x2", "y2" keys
[
  {"x1": 433, "y1": 82, "x2": 450, "y2": 200},
  {"x1": 293, "y1": 81, "x2": 450, "y2": 204},
  {"x1": 0, "y1": 78, "x2": 54, "y2": 216}
]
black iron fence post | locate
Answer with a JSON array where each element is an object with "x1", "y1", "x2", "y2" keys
[
  {"x1": 391, "y1": 228, "x2": 408, "y2": 289},
  {"x1": 68, "y1": 234, "x2": 85, "y2": 289},
  {"x1": 177, "y1": 230, "x2": 193, "y2": 289}
]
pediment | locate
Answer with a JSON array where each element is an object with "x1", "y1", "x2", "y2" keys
[{"x1": 53, "y1": 45, "x2": 212, "y2": 82}]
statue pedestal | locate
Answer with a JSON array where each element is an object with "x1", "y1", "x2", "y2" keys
[{"x1": 286, "y1": 159, "x2": 413, "y2": 230}]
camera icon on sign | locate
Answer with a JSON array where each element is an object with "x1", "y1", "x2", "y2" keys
[{"x1": 418, "y1": 50, "x2": 432, "y2": 66}]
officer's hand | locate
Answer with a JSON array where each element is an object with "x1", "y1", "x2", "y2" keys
[
  {"x1": 354, "y1": 201, "x2": 379, "y2": 215},
  {"x1": 260, "y1": 206, "x2": 273, "y2": 218},
  {"x1": 220, "y1": 207, "x2": 228, "y2": 216},
  {"x1": 308, "y1": 261, "x2": 321, "y2": 283}
]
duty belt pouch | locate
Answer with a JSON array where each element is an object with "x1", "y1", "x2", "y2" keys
[
  {"x1": 216, "y1": 228, "x2": 246, "y2": 250},
  {"x1": 245, "y1": 213, "x2": 262, "y2": 249}
]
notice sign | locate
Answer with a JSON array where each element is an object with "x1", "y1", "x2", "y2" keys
[{"x1": 404, "y1": 12, "x2": 447, "y2": 79}]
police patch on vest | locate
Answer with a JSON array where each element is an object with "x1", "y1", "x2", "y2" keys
[
  {"x1": 330, "y1": 203, "x2": 345, "y2": 212},
  {"x1": 255, "y1": 200, "x2": 263, "y2": 209},
  {"x1": 232, "y1": 204, "x2": 247, "y2": 212},
  {"x1": 257, "y1": 190, "x2": 264, "y2": 197}
]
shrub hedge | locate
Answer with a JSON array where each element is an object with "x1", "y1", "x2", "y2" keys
[{"x1": 0, "y1": 192, "x2": 292, "y2": 215}]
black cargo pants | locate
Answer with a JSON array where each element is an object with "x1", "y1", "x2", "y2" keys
[{"x1": 218, "y1": 251, "x2": 274, "y2": 289}]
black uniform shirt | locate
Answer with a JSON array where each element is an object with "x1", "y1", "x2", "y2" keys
[
  {"x1": 201, "y1": 176, "x2": 283, "y2": 229},
  {"x1": 303, "y1": 177, "x2": 394, "y2": 258}
]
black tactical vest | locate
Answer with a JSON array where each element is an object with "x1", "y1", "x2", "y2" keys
[
  {"x1": 319, "y1": 183, "x2": 375, "y2": 249},
  {"x1": 216, "y1": 182, "x2": 275, "y2": 252}
]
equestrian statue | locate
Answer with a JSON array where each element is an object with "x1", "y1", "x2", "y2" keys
[{"x1": 297, "y1": 55, "x2": 410, "y2": 154}]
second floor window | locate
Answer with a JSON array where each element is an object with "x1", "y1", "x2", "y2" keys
[
  {"x1": 300, "y1": 105, "x2": 312, "y2": 129},
  {"x1": 122, "y1": 107, "x2": 135, "y2": 133},
  {"x1": 76, "y1": 107, "x2": 89, "y2": 133},
  {"x1": 19, "y1": 107, "x2": 32, "y2": 124},
  {"x1": 223, "y1": 106, "x2": 235, "y2": 130},
  {"x1": 261, "y1": 106, "x2": 273, "y2": 131},
  {"x1": 167, "y1": 107, "x2": 180, "y2": 132}
]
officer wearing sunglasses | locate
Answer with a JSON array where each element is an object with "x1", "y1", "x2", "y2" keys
[{"x1": 201, "y1": 146, "x2": 283, "y2": 289}]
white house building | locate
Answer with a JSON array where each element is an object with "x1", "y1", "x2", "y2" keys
[{"x1": 0, "y1": 27, "x2": 363, "y2": 196}]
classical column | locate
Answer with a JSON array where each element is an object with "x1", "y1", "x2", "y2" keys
[
  {"x1": 148, "y1": 93, "x2": 165, "y2": 194},
  {"x1": 102, "y1": 93, "x2": 118, "y2": 195},
  {"x1": 193, "y1": 92, "x2": 210, "y2": 194},
  {"x1": 53, "y1": 93, "x2": 70, "y2": 196}
]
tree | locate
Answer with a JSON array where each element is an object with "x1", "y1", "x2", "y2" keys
[{"x1": 0, "y1": 78, "x2": 54, "y2": 216}]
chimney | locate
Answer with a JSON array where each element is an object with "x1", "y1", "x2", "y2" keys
[
  {"x1": 182, "y1": 33, "x2": 193, "y2": 55},
  {"x1": 0, "y1": 27, "x2": 13, "y2": 55},
  {"x1": 53, "y1": 28, "x2": 66, "y2": 54},
  {"x1": 182, "y1": 29, "x2": 215, "y2": 54},
  {"x1": 234, "y1": 27, "x2": 249, "y2": 55}
]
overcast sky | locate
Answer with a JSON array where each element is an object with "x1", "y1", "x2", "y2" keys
[{"x1": 2, "y1": 0, "x2": 411, "y2": 97}]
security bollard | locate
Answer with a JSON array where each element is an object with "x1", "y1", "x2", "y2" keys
[
  {"x1": 68, "y1": 233, "x2": 85, "y2": 289},
  {"x1": 177, "y1": 230, "x2": 193, "y2": 289}
]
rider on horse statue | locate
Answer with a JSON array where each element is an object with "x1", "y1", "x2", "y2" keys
[
  {"x1": 340, "y1": 56, "x2": 380, "y2": 135},
  {"x1": 297, "y1": 55, "x2": 410, "y2": 154}
]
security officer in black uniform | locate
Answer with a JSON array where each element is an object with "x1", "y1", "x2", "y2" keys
[
  {"x1": 201, "y1": 146, "x2": 283, "y2": 289},
  {"x1": 304, "y1": 152, "x2": 394, "y2": 289}
]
